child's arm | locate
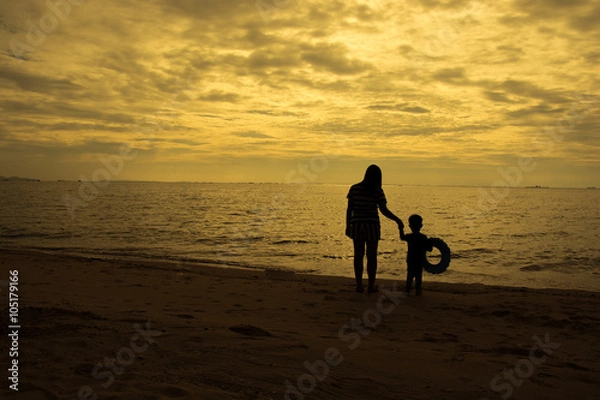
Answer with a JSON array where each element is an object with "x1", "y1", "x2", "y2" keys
[{"x1": 399, "y1": 226, "x2": 407, "y2": 241}]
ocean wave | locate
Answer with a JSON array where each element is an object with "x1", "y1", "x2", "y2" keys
[
  {"x1": 209, "y1": 235, "x2": 266, "y2": 244},
  {"x1": 509, "y1": 232, "x2": 552, "y2": 239},
  {"x1": 451, "y1": 248, "x2": 501, "y2": 259},
  {"x1": 276, "y1": 252, "x2": 303, "y2": 257},
  {"x1": 194, "y1": 238, "x2": 215, "y2": 243},
  {"x1": 520, "y1": 259, "x2": 600, "y2": 273},
  {"x1": 520, "y1": 264, "x2": 546, "y2": 272},
  {"x1": 272, "y1": 239, "x2": 311, "y2": 245},
  {"x1": 0, "y1": 230, "x2": 77, "y2": 240}
]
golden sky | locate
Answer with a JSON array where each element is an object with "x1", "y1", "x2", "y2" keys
[{"x1": 0, "y1": 0, "x2": 598, "y2": 186}]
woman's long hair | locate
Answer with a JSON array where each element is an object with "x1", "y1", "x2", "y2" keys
[{"x1": 361, "y1": 164, "x2": 382, "y2": 192}]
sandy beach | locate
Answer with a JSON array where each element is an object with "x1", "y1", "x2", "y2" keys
[{"x1": 1, "y1": 249, "x2": 599, "y2": 400}]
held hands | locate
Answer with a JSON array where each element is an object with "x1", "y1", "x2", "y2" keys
[{"x1": 397, "y1": 220, "x2": 404, "y2": 239}]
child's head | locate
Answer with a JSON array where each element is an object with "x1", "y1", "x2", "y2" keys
[{"x1": 408, "y1": 214, "x2": 423, "y2": 233}]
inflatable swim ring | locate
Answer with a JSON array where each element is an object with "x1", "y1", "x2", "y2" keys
[{"x1": 422, "y1": 237, "x2": 451, "y2": 274}]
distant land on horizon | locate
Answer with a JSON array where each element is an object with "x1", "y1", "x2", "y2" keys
[{"x1": 0, "y1": 176, "x2": 41, "y2": 182}]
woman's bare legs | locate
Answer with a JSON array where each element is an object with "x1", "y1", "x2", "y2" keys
[
  {"x1": 366, "y1": 240, "x2": 379, "y2": 292},
  {"x1": 353, "y1": 239, "x2": 365, "y2": 292}
]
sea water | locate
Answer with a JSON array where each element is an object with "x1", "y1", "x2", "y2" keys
[{"x1": 1, "y1": 181, "x2": 598, "y2": 291}]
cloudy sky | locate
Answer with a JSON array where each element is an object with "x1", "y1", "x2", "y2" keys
[{"x1": 0, "y1": 0, "x2": 598, "y2": 186}]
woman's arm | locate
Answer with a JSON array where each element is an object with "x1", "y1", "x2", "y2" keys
[{"x1": 379, "y1": 204, "x2": 404, "y2": 228}]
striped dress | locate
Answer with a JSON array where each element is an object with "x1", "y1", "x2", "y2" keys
[{"x1": 347, "y1": 183, "x2": 387, "y2": 241}]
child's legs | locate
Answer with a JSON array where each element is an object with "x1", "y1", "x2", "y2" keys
[
  {"x1": 366, "y1": 240, "x2": 378, "y2": 289},
  {"x1": 414, "y1": 267, "x2": 423, "y2": 291},
  {"x1": 406, "y1": 269, "x2": 414, "y2": 292},
  {"x1": 353, "y1": 239, "x2": 365, "y2": 286},
  {"x1": 406, "y1": 264, "x2": 419, "y2": 292}
]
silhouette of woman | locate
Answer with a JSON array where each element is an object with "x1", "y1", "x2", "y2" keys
[{"x1": 346, "y1": 165, "x2": 403, "y2": 293}]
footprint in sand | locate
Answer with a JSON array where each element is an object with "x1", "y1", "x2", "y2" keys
[{"x1": 229, "y1": 324, "x2": 273, "y2": 337}]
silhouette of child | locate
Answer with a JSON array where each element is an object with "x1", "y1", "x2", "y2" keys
[{"x1": 399, "y1": 214, "x2": 432, "y2": 296}]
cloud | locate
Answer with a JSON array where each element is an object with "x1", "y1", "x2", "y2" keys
[
  {"x1": 401, "y1": 106, "x2": 430, "y2": 113},
  {"x1": 134, "y1": 137, "x2": 206, "y2": 147},
  {"x1": 247, "y1": 110, "x2": 305, "y2": 117},
  {"x1": 367, "y1": 103, "x2": 431, "y2": 113},
  {"x1": 232, "y1": 131, "x2": 274, "y2": 139},
  {"x1": 567, "y1": 2, "x2": 600, "y2": 33},
  {"x1": 247, "y1": 47, "x2": 302, "y2": 69},
  {"x1": 0, "y1": 67, "x2": 81, "y2": 93},
  {"x1": 161, "y1": 0, "x2": 257, "y2": 22},
  {"x1": 300, "y1": 42, "x2": 374, "y2": 75},
  {"x1": 499, "y1": 80, "x2": 569, "y2": 104},
  {"x1": 0, "y1": 99, "x2": 136, "y2": 126},
  {"x1": 197, "y1": 90, "x2": 242, "y2": 103},
  {"x1": 583, "y1": 51, "x2": 600, "y2": 64},
  {"x1": 407, "y1": 0, "x2": 472, "y2": 10},
  {"x1": 484, "y1": 91, "x2": 517, "y2": 103},
  {"x1": 382, "y1": 123, "x2": 491, "y2": 137},
  {"x1": 2, "y1": 138, "x2": 127, "y2": 156},
  {"x1": 432, "y1": 67, "x2": 470, "y2": 85},
  {"x1": 504, "y1": 0, "x2": 600, "y2": 34},
  {"x1": 506, "y1": 103, "x2": 566, "y2": 119}
]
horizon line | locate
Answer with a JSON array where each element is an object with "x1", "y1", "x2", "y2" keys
[{"x1": 1, "y1": 177, "x2": 597, "y2": 190}]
